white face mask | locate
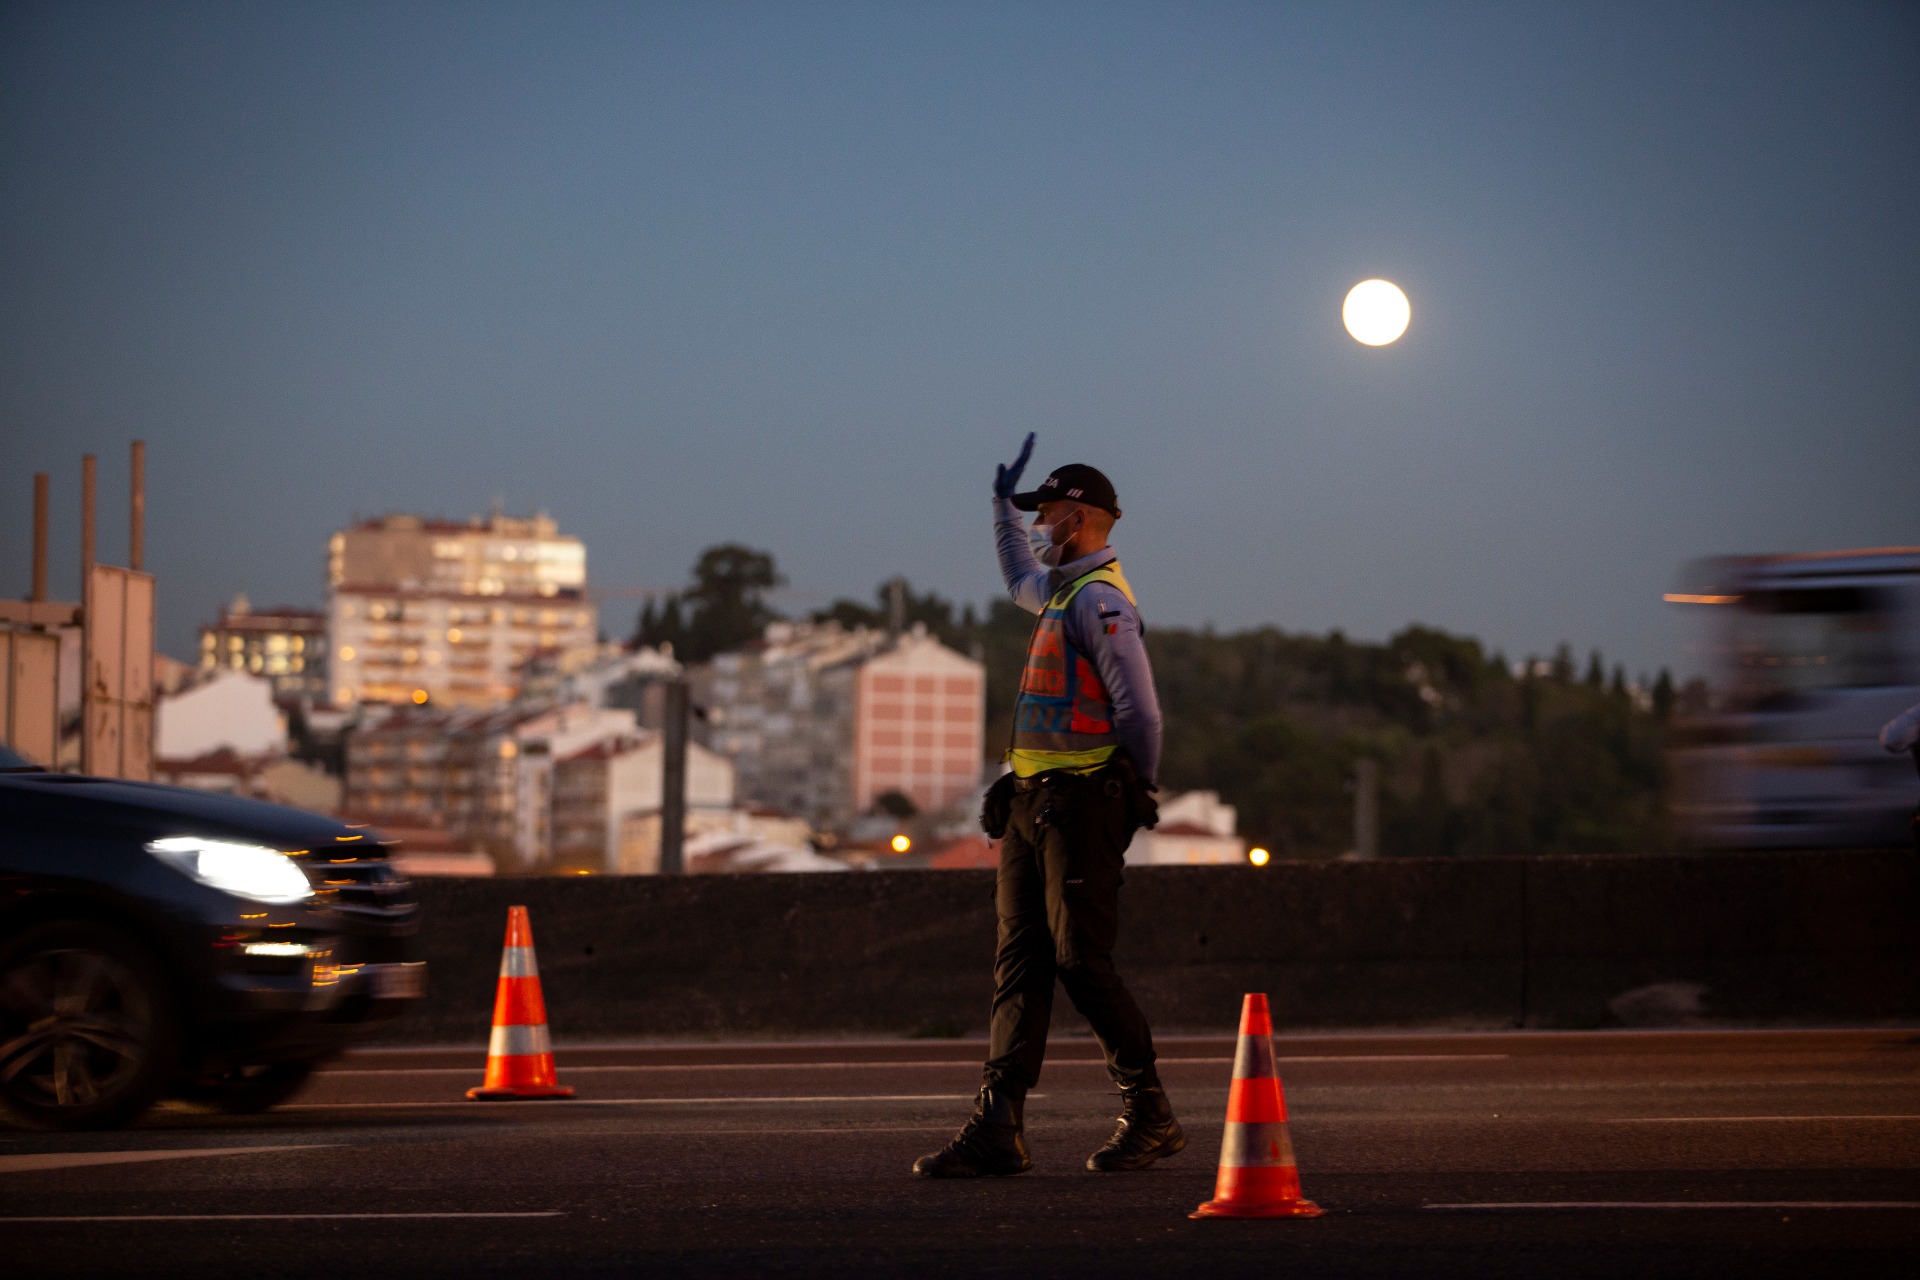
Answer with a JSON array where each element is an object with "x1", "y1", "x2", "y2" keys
[{"x1": 1028, "y1": 515, "x2": 1078, "y2": 568}]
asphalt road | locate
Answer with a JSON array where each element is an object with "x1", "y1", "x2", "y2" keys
[{"x1": 4, "y1": 1028, "x2": 1918, "y2": 1278}]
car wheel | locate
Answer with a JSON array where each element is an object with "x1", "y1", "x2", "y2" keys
[
  {"x1": 0, "y1": 920, "x2": 180, "y2": 1131},
  {"x1": 172, "y1": 1059, "x2": 320, "y2": 1114}
]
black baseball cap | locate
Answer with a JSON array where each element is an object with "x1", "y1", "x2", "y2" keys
[{"x1": 1010, "y1": 463, "x2": 1121, "y2": 517}]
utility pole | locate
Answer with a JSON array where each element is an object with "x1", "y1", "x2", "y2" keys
[
  {"x1": 129, "y1": 440, "x2": 145, "y2": 571},
  {"x1": 80, "y1": 453, "x2": 96, "y2": 590},
  {"x1": 658, "y1": 679, "x2": 689, "y2": 874},
  {"x1": 30, "y1": 473, "x2": 48, "y2": 602}
]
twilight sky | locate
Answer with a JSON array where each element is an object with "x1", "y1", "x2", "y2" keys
[{"x1": 3, "y1": 1, "x2": 1915, "y2": 679}]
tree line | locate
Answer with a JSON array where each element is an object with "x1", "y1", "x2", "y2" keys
[{"x1": 633, "y1": 545, "x2": 1677, "y2": 857}]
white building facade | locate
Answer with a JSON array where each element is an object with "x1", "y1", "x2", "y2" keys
[
  {"x1": 1124, "y1": 790, "x2": 1248, "y2": 865},
  {"x1": 155, "y1": 670, "x2": 286, "y2": 761}
]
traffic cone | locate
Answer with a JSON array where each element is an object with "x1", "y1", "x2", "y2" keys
[
  {"x1": 467, "y1": 905, "x2": 574, "y2": 1100},
  {"x1": 1190, "y1": 993, "x2": 1321, "y2": 1218}
]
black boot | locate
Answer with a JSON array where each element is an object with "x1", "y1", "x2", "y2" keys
[
  {"x1": 1086, "y1": 1083, "x2": 1185, "y2": 1172},
  {"x1": 913, "y1": 1086, "x2": 1032, "y2": 1178}
]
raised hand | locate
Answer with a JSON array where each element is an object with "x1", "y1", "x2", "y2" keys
[{"x1": 993, "y1": 432, "x2": 1036, "y2": 500}]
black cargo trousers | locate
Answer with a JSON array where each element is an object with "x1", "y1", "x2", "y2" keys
[{"x1": 981, "y1": 768, "x2": 1158, "y2": 1097}]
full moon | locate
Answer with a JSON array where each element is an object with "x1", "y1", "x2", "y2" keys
[{"x1": 1342, "y1": 279, "x2": 1411, "y2": 346}]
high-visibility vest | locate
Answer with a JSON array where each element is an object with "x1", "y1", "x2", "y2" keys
[{"x1": 1008, "y1": 563, "x2": 1137, "y2": 777}]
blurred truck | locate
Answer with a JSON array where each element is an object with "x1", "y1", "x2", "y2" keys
[{"x1": 1668, "y1": 547, "x2": 1920, "y2": 848}]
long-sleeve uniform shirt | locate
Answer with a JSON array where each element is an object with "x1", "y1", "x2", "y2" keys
[{"x1": 993, "y1": 497, "x2": 1163, "y2": 784}]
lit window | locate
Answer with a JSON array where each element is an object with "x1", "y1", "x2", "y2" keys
[
  {"x1": 448, "y1": 627, "x2": 463, "y2": 642},
  {"x1": 228, "y1": 636, "x2": 243, "y2": 651},
  {"x1": 339, "y1": 646, "x2": 356, "y2": 661}
]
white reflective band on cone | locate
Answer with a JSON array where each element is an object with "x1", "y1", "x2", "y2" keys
[
  {"x1": 497, "y1": 946, "x2": 540, "y2": 978},
  {"x1": 1219, "y1": 1121, "x2": 1298, "y2": 1169},
  {"x1": 487, "y1": 1022, "x2": 553, "y2": 1058}
]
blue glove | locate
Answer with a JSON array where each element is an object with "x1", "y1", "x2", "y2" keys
[{"x1": 993, "y1": 432, "x2": 1035, "y2": 501}]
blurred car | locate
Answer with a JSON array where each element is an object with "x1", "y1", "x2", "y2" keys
[
  {"x1": 0, "y1": 744, "x2": 423, "y2": 1130},
  {"x1": 1668, "y1": 547, "x2": 1920, "y2": 847}
]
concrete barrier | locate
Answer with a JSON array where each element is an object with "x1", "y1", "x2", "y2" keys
[{"x1": 388, "y1": 850, "x2": 1919, "y2": 1043}]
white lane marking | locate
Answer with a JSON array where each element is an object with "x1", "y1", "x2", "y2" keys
[
  {"x1": 317, "y1": 1053, "x2": 1504, "y2": 1076},
  {"x1": 1607, "y1": 1115, "x2": 1920, "y2": 1124},
  {"x1": 588, "y1": 1126, "x2": 956, "y2": 1135},
  {"x1": 1, "y1": 1212, "x2": 564, "y2": 1223},
  {"x1": 283, "y1": 1093, "x2": 991, "y2": 1109},
  {"x1": 1275, "y1": 1054, "x2": 1507, "y2": 1063},
  {"x1": 0, "y1": 1145, "x2": 336, "y2": 1175},
  {"x1": 1428, "y1": 1202, "x2": 1920, "y2": 1211}
]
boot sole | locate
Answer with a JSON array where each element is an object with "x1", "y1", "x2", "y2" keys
[
  {"x1": 913, "y1": 1162, "x2": 1032, "y2": 1179},
  {"x1": 1085, "y1": 1132, "x2": 1187, "y2": 1172}
]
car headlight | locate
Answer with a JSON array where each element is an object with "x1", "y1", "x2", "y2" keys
[{"x1": 147, "y1": 836, "x2": 314, "y2": 904}]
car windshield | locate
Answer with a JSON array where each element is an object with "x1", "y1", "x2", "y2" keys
[{"x1": 1724, "y1": 586, "x2": 1904, "y2": 707}]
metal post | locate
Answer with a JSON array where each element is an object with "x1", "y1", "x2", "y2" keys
[
  {"x1": 31, "y1": 474, "x2": 49, "y2": 602},
  {"x1": 129, "y1": 440, "x2": 145, "y2": 572},
  {"x1": 658, "y1": 679, "x2": 689, "y2": 875},
  {"x1": 1353, "y1": 758, "x2": 1379, "y2": 859}
]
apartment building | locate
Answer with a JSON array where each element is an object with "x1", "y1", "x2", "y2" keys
[
  {"x1": 197, "y1": 596, "x2": 329, "y2": 704},
  {"x1": 327, "y1": 510, "x2": 597, "y2": 710},
  {"x1": 850, "y1": 627, "x2": 986, "y2": 820},
  {"x1": 550, "y1": 734, "x2": 736, "y2": 874},
  {"x1": 343, "y1": 700, "x2": 633, "y2": 867},
  {"x1": 696, "y1": 621, "x2": 985, "y2": 831}
]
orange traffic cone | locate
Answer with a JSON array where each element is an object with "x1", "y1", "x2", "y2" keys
[
  {"x1": 1191, "y1": 993, "x2": 1321, "y2": 1218},
  {"x1": 467, "y1": 905, "x2": 574, "y2": 1100}
]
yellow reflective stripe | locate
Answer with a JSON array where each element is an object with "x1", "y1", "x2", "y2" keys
[
  {"x1": 1005, "y1": 745, "x2": 1117, "y2": 778},
  {"x1": 1046, "y1": 562, "x2": 1136, "y2": 611}
]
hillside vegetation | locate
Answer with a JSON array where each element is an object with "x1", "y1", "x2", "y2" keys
[
  {"x1": 830, "y1": 583, "x2": 1674, "y2": 859},
  {"x1": 644, "y1": 551, "x2": 1675, "y2": 858}
]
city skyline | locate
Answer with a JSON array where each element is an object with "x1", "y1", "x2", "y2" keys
[{"x1": 3, "y1": 3, "x2": 1916, "y2": 680}]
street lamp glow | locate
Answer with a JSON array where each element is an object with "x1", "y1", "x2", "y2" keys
[
  {"x1": 1342, "y1": 279, "x2": 1411, "y2": 346},
  {"x1": 1248, "y1": 847, "x2": 1271, "y2": 867},
  {"x1": 890, "y1": 834, "x2": 912, "y2": 854}
]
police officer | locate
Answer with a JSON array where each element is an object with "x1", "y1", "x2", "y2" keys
[{"x1": 914, "y1": 434, "x2": 1182, "y2": 1178}]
